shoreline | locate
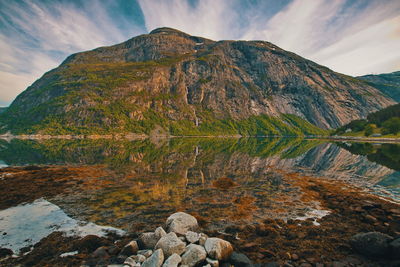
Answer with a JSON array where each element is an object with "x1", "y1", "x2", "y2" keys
[{"x1": 0, "y1": 133, "x2": 399, "y2": 143}]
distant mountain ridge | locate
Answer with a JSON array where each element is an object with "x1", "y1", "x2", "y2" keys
[
  {"x1": 358, "y1": 71, "x2": 400, "y2": 102},
  {"x1": 0, "y1": 27, "x2": 394, "y2": 135}
]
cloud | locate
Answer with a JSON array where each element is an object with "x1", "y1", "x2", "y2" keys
[{"x1": 0, "y1": 0, "x2": 144, "y2": 106}]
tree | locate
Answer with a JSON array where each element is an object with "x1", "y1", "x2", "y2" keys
[
  {"x1": 364, "y1": 124, "x2": 376, "y2": 136},
  {"x1": 382, "y1": 117, "x2": 400, "y2": 135}
]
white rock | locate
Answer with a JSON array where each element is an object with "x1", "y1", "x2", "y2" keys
[
  {"x1": 166, "y1": 212, "x2": 198, "y2": 235},
  {"x1": 206, "y1": 257, "x2": 219, "y2": 267},
  {"x1": 162, "y1": 253, "x2": 182, "y2": 267},
  {"x1": 199, "y1": 233, "x2": 208, "y2": 246},
  {"x1": 204, "y1": 238, "x2": 233, "y2": 260},
  {"x1": 185, "y1": 231, "x2": 200, "y2": 244},
  {"x1": 142, "y1": 248, "x2": 164, "y2": 267},
  {"x1": 181, "y1": 244, "x2": 207, "y2": 267},
  {"x1": 155, "y1": 232, "x2": 186, "y2": 258}
]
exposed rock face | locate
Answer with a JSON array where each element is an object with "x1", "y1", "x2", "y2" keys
[{"x1": 0, "y1": 27, "x2": 394, "y2": 134}]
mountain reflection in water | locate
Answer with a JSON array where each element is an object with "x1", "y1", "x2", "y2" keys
[{"x1": 0, "y1": 138, "x2": 398, "y2": 231}]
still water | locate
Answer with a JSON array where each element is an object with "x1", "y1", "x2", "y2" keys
[{"x1": 0, "y1": 138, "x2": 399, "y2": 253}]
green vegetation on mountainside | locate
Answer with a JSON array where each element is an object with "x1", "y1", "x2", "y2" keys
[{"x1": 333, "y1": 104, "x2": 400, "y2": 137}]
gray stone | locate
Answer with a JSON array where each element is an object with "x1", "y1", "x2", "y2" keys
[
  {"x1": 166, "y1": 212, "x2": 198, "y2": 235},
  {"x1": 124, "y1": 257, "x2": 137, "y2": 267},
  {"x1": 155, "y1": 232, "x2": 186, "y2": 258},
  {"x1": 350, "y1": 232, "x2": 393, "y2": 258},
  {"x1": 204, "y1": 238, "x2": 233, "y2": 260},
  {"x1": 140, "y1": 229, "x2": 166, "y2": 250},
  {"x1": 181, "y1": 244, "x2": 207, "y2": 267},
  {"x1": 203, "y1": 265, "x2": 211, "y2": 267},
  {"x1": 142, "y1": 248, "x2": 164, "y2": 267},
  {"x1": 138, "y1": 249, "x2": 153, "y2": 258},
  {"x1": 199, "y1": 234, "x2": 208, "y2": 246},
  {"x1": 206, "y1": 257, "x2": 219, "y2": 267},
  {"x1": 229, "y1": 252, "x2": 252, "y2": 267},
  {"x1": 120, "y1": 241, "x2": 139, "y2": 256},
  {"x1": 162, "y1": 253, "x2": 182, "y2": 267},
  {"x1": 185, "y1": 231, "x2": 200, "y2": 244}
]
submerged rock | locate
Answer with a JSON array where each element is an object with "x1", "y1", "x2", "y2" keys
[
  {"x1": 204, "y1": 238, "x2": 233, "y2": 260},
  {"x1": 142, "y1": 248, "x2": 164, "y2": 267},
  {"x1": 166, "y1": 212, "x2": 198, "y2": 235},
  {"x1": 229, "y1": 252, "x2": 252, "y2": 267},
  {"x1": 181, "y1": 244, "x2": 207, "y2": 267},
  {"x1": 350, "y1": 232, "x2": 393, "y2": 258},
  {"x1": 155, "y1": 232, "x2": 186, "y2": 258}
]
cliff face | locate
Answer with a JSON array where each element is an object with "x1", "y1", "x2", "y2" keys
[{"x1": 0, "y1": 27, "x2": 395, "y2": 134}]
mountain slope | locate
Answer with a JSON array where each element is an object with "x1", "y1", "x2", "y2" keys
[
  {"x1": 0, "y1": 27, "x2": 394, "y2": 135},
  {"x1": 358, "y1": 71, "x2": 400, "y2": 102}
]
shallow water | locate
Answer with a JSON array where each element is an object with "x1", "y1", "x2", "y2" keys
[{"x1": 0, "y1": 138, "x2": 399, "y2": 253}]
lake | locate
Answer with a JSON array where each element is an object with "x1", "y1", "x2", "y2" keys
[{"x1": 0, "y1": 137, "x2": 399, "y2": 254}]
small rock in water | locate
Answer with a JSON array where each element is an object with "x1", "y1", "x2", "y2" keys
[
  {"x1": 185, "y1": 231, "x2": 200, "y2": 244},
  {"x1": 155, "y1": 232, "x2": 186, "y2": 258},
  {"x1": 142, "y1": 248, "x2": 164, "y2": 267},
  {"x1": 229, "y1": 252, "x2": 252, "y2": 267},
  {"x1": 181, "y1": 244, "x2": 207, "y2": 267},
  {"x1": 166, "y1": 212, "x2": 198, "y2": 235},
  {"x1": 120, "y1": 241, "x2": 139, "y2": 256},
  {"x1": 204, "y1": 238, "x2": 233, "y2": 260},
  {"x1": 350, "y1": 232, "x2": 393, "y2": 258},
  {"x1": 138, "y1": 249, "x2": 153, "y2": 258},
  {"x1": 162, "y1": 253, "x2": 182, "y2": 267}
]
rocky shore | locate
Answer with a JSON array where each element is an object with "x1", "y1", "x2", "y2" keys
[{"x1": 0, "y1": 166, "x2": 400, "y2": 267}]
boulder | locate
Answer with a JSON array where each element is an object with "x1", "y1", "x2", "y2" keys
[
  {"x1": 204, "y1": 238, "x2": 233, "y2": 260},
  {"x1": 120, "y1": 241, "x2": 139, "y2": 256},
  {"x1": 166, "y1": 212, "x2": 198, "y2": 235},
  {"x1": 229, "y1": 252, "x2": 252, "y2": 267},
  {"x1": 142, "y1": 248, "x2": 164, "y2": 267},
  {"x1": 350, "y1": 232, "x2": 393, "y2": 258},
  {"x1": 185, "y1": 231, "x2": 200, "y2": 244},
  {"x1": 389, "y1": 238, "x2": 400, "y2": 259},
  {"x1": 92, "y1": 246, "x2": 109, "y2": 258},
  {"x1": 162, "y1": 253, "x2": 182, "y2": 267},
  {"x1": 140, "y1": 227, "x2": 166, "y2": 249},
  {"x1": 155, "y1": 232, "x2": 186, "y2": 258},
  {"x1": 181, "y1": 244, "x2": 207, "y2": 267}
]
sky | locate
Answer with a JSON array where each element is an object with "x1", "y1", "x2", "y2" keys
[{"x1": 0, "y1": 0, "x2": 400, "y2": 107}]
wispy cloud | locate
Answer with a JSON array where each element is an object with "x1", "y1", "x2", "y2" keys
[
  {"x1": 1, "y1": 0, "x2": 400, "y2": 106},
  {"x1": 0, "y1": 0, "x2": 144, "y2": 106}
]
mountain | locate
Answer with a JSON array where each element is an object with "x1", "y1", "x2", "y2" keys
[
  {"x1": 0, "y1": 107, "x2": 6, "y2": 114},
  {"x1": 0, "y1": 27, "x2": 394, "y2": 135},
  {"x1": 358, "y1": 71, "x2": 400, "y2": 102}
]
